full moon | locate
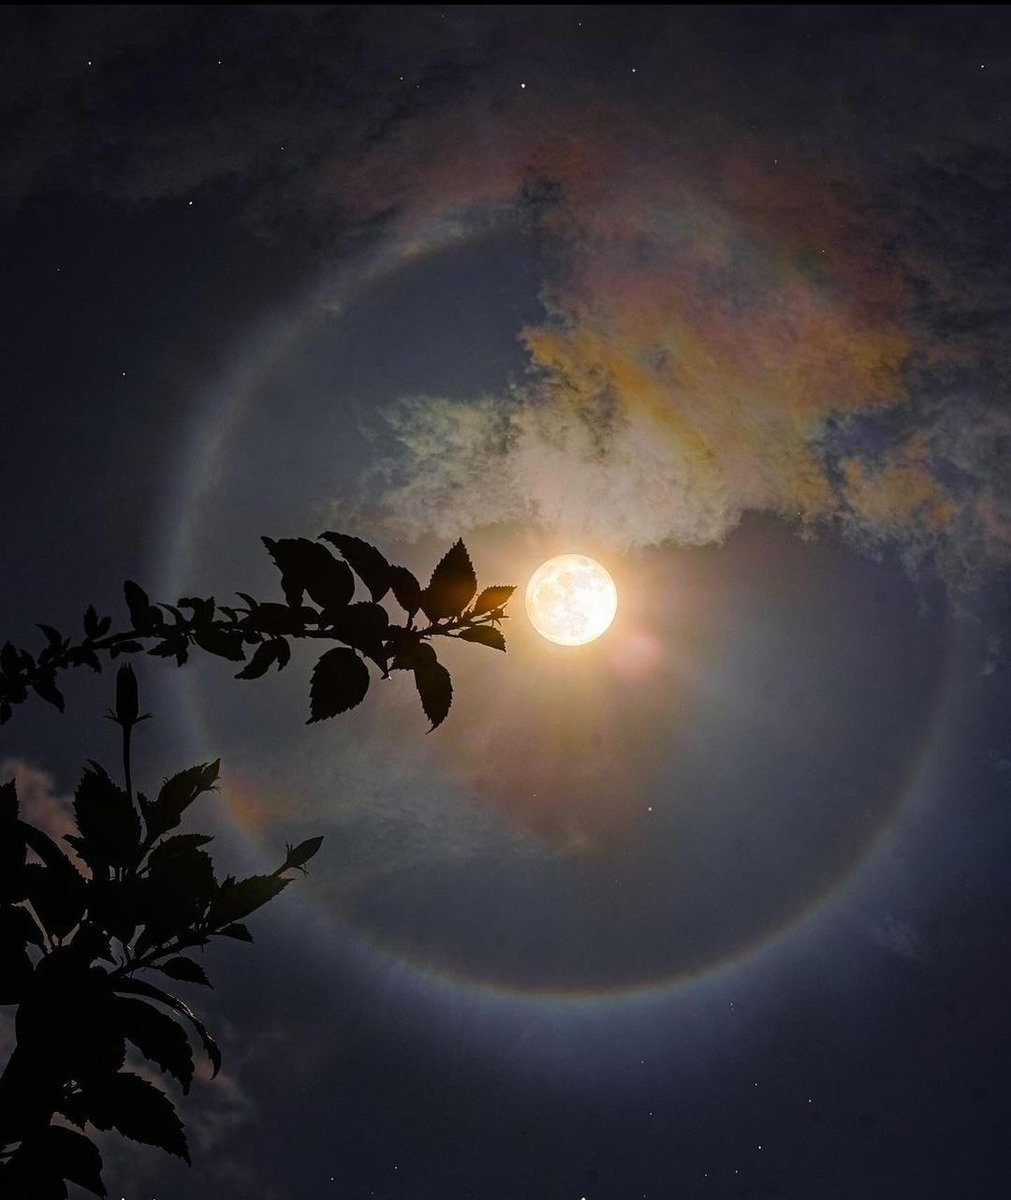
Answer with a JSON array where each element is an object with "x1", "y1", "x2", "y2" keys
[{"x1": 525, "y1": 554, "x2": 618, "y2": 646}]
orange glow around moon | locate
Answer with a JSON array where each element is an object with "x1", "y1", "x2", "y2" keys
[{"x1": 525, "y1": 554, "x2": 618, "y2": 646}]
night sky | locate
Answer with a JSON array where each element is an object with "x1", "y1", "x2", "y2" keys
[{"x1": 3, "y1": 6, "x2": 1011, "y2": 1198}]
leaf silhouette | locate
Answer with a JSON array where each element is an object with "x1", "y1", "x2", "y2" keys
[
  {"x1": 193, "y1": 627, "x2": 246, "y2": 662},
  {"x1": 123, "y1": 581, "x2": 158, "y2": 634},
  {"x1": 156, "y1": 956, "x2": 211, "y2": 987},
  {"x1": 308, "y1": 647, "x2": 370, "y2": 722},
  {"x1": 72, "y1": 762, "x2": 141, "y2": 870},
  {"x1": 147, "y1": 633, "x2": 189, "y2": 666},
  {"x1": 83, "y1": 605, "x2": 101, "y2": 639},
  {"x1": 24, "y1": 860, "x2": 86, "y2": 939},
  {"x1": 208, "y1": 874, "x2": 289, "y2": 925},
  {"x1": 42, "y1": 1125, "x2": 106, "y2": 1197},
  {"x1": 389, "y1": 639, "x2": 436, "y2": 672},
  {"x1": 325, "y1": 602, "x2": 389, "y2": 669},
  {"x1": 389, "y1": 566, "x2": 423, "y2": 616},
  {"x1": 234, "y1": 639, "x2": 283, "y2": 680},
  {"x1": 320, "y1": 532, "x2": 392, "y2": 602},
  {"x1": 471, "y1": 585, "x2": 515, "y2": 616},
  {"x1": 86, "y1": 876, "x2": 142, "y2": 946},
  {"x1": 241, "y1": 602, "x2": 308, "y2": 636},
  {"x1": 262, "y1": 537, "x2": 354, "y2": 609},
  {"x1": 141, "y1": 760, "x2": 219, "y2": 842},
  {"x1": 83, "y1": 1071, "x2": 189, "y2": 1162},
  {"x1": 454, "y1": 625, "x2": 506, "y2": 652},
  {"x1": 414, "y1": 656, "x2": 453, "y2": 729},
  {"x1": 137, "y1": 846, "x2": 216, "y2": 947},
  {"x1": 32, "y1": 675, "x2": 65, "y2": 711},
  {"x1": 421, "y1": 540, "x2": 477, "y2": 621},
  {"x1": 145, "y1": 833, "x2": 215, "y2": 863},
  {"x1": 115, "y1": 996, "x2": 195, "y2": 1093},
  {"x1": 2, "y1": 1125, "x2": 106, "y2": 1198},
  {"x1": 112, "y1": 977, "x2": 221, "y2": 1077}
]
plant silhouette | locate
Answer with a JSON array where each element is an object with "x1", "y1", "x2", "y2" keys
[
  {"x1": 0, "y1": 535, "x2": 516, "y2": 1196},
  {"x1": 0, "y1": 533, "x2": 516, "y2": 731}
]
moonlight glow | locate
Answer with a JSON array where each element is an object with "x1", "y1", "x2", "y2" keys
[{"x1": 525, "y1": 555, "x2": 618, "y2": 646}]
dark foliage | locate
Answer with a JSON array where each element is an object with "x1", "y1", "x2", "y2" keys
[
  {"x1": 0, "y1": 534, "x2": 516, "y2": 1195},
  {"x1": 0, "y1": 534, "x2": 516, "y2": 732},
  {"x1": 0, "y1": 668, "x2": 324, "y2": 1196}
]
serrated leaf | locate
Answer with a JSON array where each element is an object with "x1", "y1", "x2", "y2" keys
[
  {"x1": 471, "y1": 585, "x2": 515, "y2": 616},
  {"x1": 141, "y1": 760, "x2": 219, "y2": 841},
  {"x1": 112, "y1": 977, "x2": 221, "y2": 1077},
  {"x1": 262, "y1": 537, "x2": 354, "y2": 608},
  {"x1": 421, "y1": 540, "x2": 477, "y2": 621},
  {"x1": 6, "y1": 1125, "x2": 106, "y2": 1198},
  {"x1": 193, "y1": 627, "x2": 246, "y2": 661},
  {"x1": 138, "y1": 846, "x2": 216, "y2": 944},
  {"x1": 157, "y1": 955, "x2": 211, "y2": 987},
  {"x1": 208, "y1": 873, "x2": 289, "y2": 925},
  {"x1": 454, "y1": 625, "x2": 507, "y2": 651},
  {"x1": 414, "y1": 657, "x2": 453, "y2": 729},
  {"x1": 325, "y1": 602, "x2": 389, "y2": 669},
  {"x1": 115, "y1": 997, "x2": 194, "y2": 1093},
  {"x1": 22, "y1": 821, "x2": 75, "y2": 871},
  {"x1": 234, "y1": 640, "x2": 282, "y2": 680},
  {"x1": 83, "y1": 1071, "x2": 189, "y2": 1162},
  {"x1": 146, "y1": 833, "x2": 214, "y2": 867},
  {"x1": 319, "y1": 532, "x2": 392, "y2": 602},
  {"x1": 307, "y1": 647, "x2": 370, "y2": 722},
  {"x1": 242, "y1": 602, "x2": 307, "y2": 636},
  {"x1": 72, "y1": 762, "x2": 141, "y2": 870},
  {"x1": 389, "y1": 566, "x2": 423, "y2": 616},
  {"x1": 390, "y1": 639, "x2": 437, "y2": 672}
]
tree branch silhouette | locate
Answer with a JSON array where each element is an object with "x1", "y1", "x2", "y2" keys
[
  {"x1": 1, "y1": 533, "x2": 516, "y2": 731},
  {"x1": 0, "y1": 533, "x2": 516, "y2": 1196}
]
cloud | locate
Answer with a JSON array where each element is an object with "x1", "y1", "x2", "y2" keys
[
  {"x1": 8, "y1": 8, "x2": 1011, "y2": 584},
  {"x1": 0, "y1": 758, "x2": 75, "y2": 842},
  {"x1": 336, "y1": 83, "x2": 1011, "y2": 590},
  {"x1": 93, "y1": 1032, "x2": 264, "y2": 1198}
]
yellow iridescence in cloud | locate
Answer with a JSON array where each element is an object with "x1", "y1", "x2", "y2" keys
[{"x1": 525, "y1": 554, "x2": 618, "y2": 645}]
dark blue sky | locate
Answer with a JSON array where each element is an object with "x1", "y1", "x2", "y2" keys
[{"x1": 3, "y1": 7, "x2": 1011, "y2": 1199}]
